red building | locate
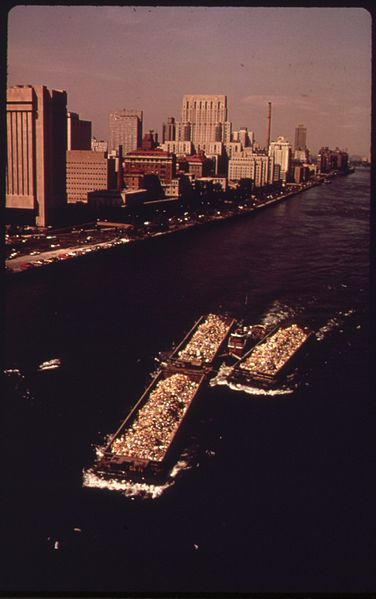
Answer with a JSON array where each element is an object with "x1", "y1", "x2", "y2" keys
[
  {"x1": 124, "y1": 169, "x2": 145, "y2": 190},
  {"x1": 123, "y1": 149, "x2": 176, "y2": 183}
]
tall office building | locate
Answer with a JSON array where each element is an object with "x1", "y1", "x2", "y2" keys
[
  {"x1": 6, "y1": 84, "x2": 67, "y2": 227},
  {"x1": 67, "y1": 112, "x2": 92, "y2": 150},
  {"x1": 162, "y1": 117, "x2": 176, "y2": 143},
  {"x1": 108, "y1": 109, "x2": 143, "y2": 154},
  {"x1": 176, "y1": 95, "x2": 231, "y2": 147},
  {"x1": 294, "y1": 124, "x2": 307, "y2": 151},
  {"x1": 269, "y1": 136, "x2": 292, "y2": 182}
]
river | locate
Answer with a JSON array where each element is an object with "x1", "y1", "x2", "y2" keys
[{"x1": 3, "y1": 167, "x2": 373, "y2": 592}]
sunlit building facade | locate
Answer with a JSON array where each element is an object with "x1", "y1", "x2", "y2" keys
[
  {"x1": 175, "y1": 95, "x2": 231, "y2": 148},
  {"x1": 66, "y1": 150, "x2": 116, "y2": 203},
  {"x1": 6, "y1": 84, "x2": 67, "y2": 227},
  {"x1": 108, "y1": 109, "x2": 143, "y2": 154},
  {"x1": 268, "y1": 136, "x2": 292, "y2": 182}
]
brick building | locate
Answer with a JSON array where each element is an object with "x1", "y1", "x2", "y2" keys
[
  {"x1": 66, "y1": 150, "x2": 116, "y2": 203},
  {"x1": 123, "y1": 149, "x2": 176, "y2": 183}
]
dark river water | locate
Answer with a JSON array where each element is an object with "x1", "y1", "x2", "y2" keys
[{"x1": 3, "y1": 168, "x2": 374, "y2": 593}]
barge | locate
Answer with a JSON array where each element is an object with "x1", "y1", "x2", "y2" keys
[
  {"x1": 228, "y1": 322, "x2": 314, "y2": 389},
  {"x1": 94, "y1": 314, "x2": 235, "y2": 483}
]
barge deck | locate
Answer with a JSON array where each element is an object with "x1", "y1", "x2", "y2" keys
[
  {"x1": 229, "y1": 323, "x2": 314, "y2": 388},
  {"x1": 95, "y1": 314, "x2": 235, "y2": 482}
]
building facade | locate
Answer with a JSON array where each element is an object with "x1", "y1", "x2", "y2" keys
[
  {"x1": 269, "y1": 136, "x2": 292, "y2": 182},
  {"x1": 123, "y1": 149, "x2": 176, "y2": 183},
  {"x1": 6, "y1": 84, "x2": 67, "y2": 227},
  {"x1": 294, "y1": 148, "x2": 309, "y2": 162},
  {"x1": 160, "y1": 140, "x2": 193, "y2": 155},
  {"x1": 141, "y1": 131, "x2": 158, "y2": 151},
  {"x1": 176, "y1": 95, "x2": 231, "y2": 147},
  {"x1": 108, "y1": 109, "x2": 143, "y2": 154},
  {"x1": 161, "y1": 178, "x2": 184, "y2": 198},
  {"x1": 91, "y1": 137, "x2": 108, "y2": 153},
  {"x1": 232, "y1": 127, "x2": 254, "y2": 149},
  {"x1": 67, "y1": 112, "x2": 92, "y2": 150},
  {"x1": 66, "y1": 150, "x2": 116, "y2": 203},
  {"x1": 294, "y1": 124, "x2": 307, "y2": 151},
  {"x1": 317, "y1": 147, "x2": 349, "y2": 173},
  {"x1": 224, "y1": 142, "x2": 243, "y2": 159},
  {"x1": 162, "y1": 117, "x2": 176, "y2": 143},
  {"x1": 228, "y1": 154, "x2": 274, "y2": 187}
]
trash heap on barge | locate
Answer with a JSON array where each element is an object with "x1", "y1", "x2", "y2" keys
[
  {"x1": 228, "y1": 323, "x2": 314, "y2": 389},
  {"x1": 95, "y1": 313, "x2": 235, "y2": 482}
]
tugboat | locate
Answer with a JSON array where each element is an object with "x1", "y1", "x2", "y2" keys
[{"x1": 227, "y1": 323, "x2": 267, "y2": 359}]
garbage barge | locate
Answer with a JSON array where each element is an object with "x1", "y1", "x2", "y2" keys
[
  {"x1": 228, "y1": 322, "x2": 315, "y2": 389},
  {"x1": 94, "y1": 314, "x2": 235, "y2": 483}
]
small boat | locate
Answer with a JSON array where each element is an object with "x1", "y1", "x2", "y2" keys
[{"x1": 227, "y1": 324, "x2": 267, "y2": 358}]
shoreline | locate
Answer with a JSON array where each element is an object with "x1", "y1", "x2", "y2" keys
[{"x1": 4, "y1": 174, "x2": 342, "y2": 275}]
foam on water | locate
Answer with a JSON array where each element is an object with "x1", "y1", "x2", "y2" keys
[
  {"x1": 84, "y1": 443, "x2": 193, "y2": 499},
  {"x1": 316, "y1": 308, "x2": 355, "y2": 341},
  {"x1": 4, "y1": 368, "x2": 22, "y2": 376},
  {"x1": 170, "y1": 457, "x2": 192, "y2": 478},
  {"x1": 210, "y1": 368, "x2": 295, "y2": 395},
  {"x1": 82, "y1": 468, "x2": 174, "y2": 499},
  {"x1": 37, "y1": 358, "x2": 61, "y2": 371},
  {"x1": 227, "y1": 380, "x2": 294, "y2": 397},
  {"x1": 261, "y1": 300, "x2": 299, "y2": 328}
]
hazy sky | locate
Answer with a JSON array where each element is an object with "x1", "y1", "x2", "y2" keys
[{"x1": 7, "y1": 6, "x2": 372, "y2": 156}]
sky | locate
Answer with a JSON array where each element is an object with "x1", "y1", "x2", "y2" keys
[{"x1": 6, "y1": 5, "x2": 372, "y2": 157}]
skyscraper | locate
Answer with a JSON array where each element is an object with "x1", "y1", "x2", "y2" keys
[
  {"x1": 176, "y1": 95, "x2": 231, "y2": 148},
  {"x1": 162, "y1": 117, "x2": 176, "y2": 143},
  {"x1": 6, "y1": 84, "x2": 67, "y2": 227},
  {"x1": 269, "y1": 136, "x2": 292, "y2": 182},
  {"x1": 108, "y1": 109, "x2": 143, "y2": 154},
  {"x1": 294, "y1": 124, "x2": 307, "y2": 150}
]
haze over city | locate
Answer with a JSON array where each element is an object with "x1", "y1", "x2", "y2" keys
[{"x1": 7, "y1": 5, "x2": 371, "y2": 158}]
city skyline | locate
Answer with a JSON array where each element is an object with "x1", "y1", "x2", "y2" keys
[{"x1": 7, "y1": 6, "x2": 371, "y2": 157}]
